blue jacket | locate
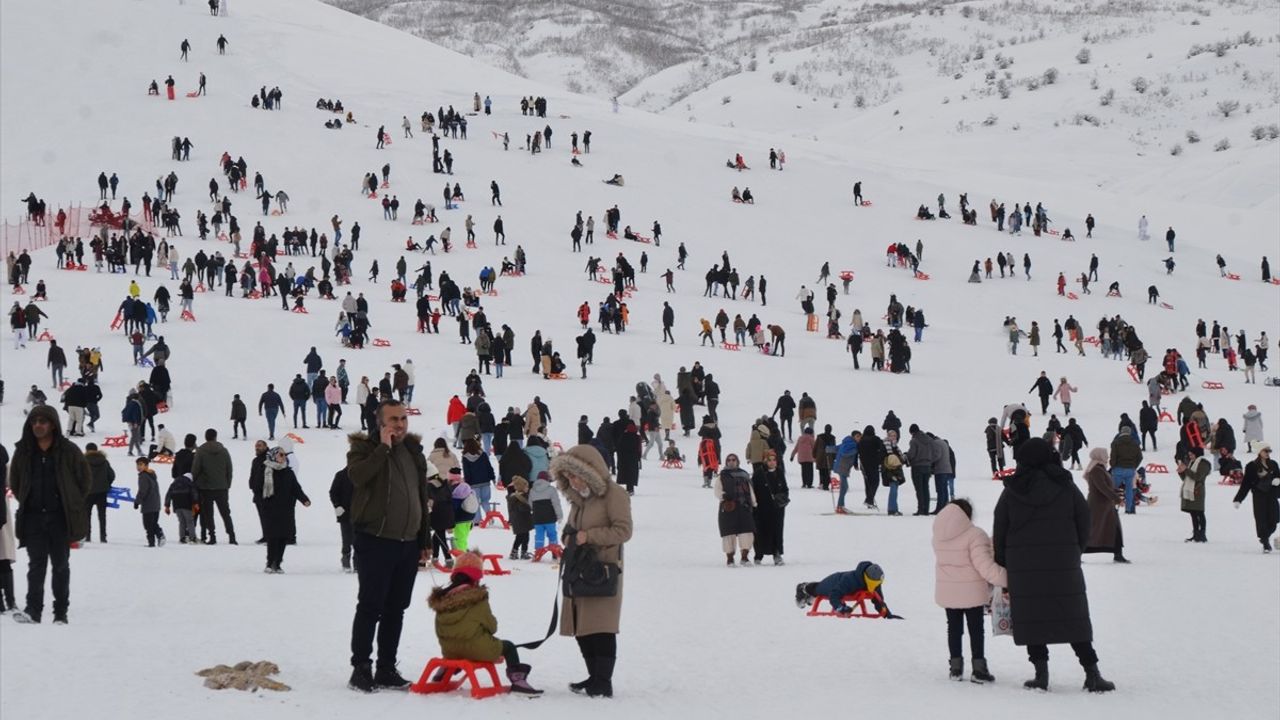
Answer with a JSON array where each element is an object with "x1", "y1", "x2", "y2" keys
[
  {"x1": 524, "y1": 444, "x2": 550, "y2": 481},
  {"x1": 833, "y1": 436, "x2": 859, "y2": 475},
  {"x1": 815, "y1": 561, "x2": 887, "y2": 612},
  {"x1": 121, "y1": 397, "x2": 143, "y2": 424}
]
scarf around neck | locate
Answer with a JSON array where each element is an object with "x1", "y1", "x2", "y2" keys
[{"x1": 263, "y1": 458, "x2": 287, "y2": 499}]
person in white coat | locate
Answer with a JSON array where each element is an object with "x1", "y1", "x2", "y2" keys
[
  {"x1": 404, "y1": 359, "x2": 416, "y2": 406},
  {"x1": 1138, "y1": 215, "x2": 1149, "y2": 242},
  {"x1": 1243, "y1": 405, "x2": 1265, "y2": 450}
]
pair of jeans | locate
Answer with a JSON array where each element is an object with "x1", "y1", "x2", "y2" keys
[
  {"x1": 1111, "y1": 467, "x2": 1137, "y2": 513},
  {"x1": 836, "y1": 472, "x2": 850, "y2": 508},
  {"x1": 314, "y1": 398, "x2": 328, "y2": 427},
  {"x1": 350, "y1": 532, "x2": 421, "y2": 669},
  {"x1": 887, "y1": 482, "x2": 899, "y2": 514},
  {"x1": 471, "y1": 484, "x2": 492, "y2": 513},
  {"x1": 946, "y1": 606, "x2": 985, "y2": 659},
  {"x1": 292, "y1": 400, "x2": 307, "y2": 427},
  {"x1": 911, "y1": 467, "x2": 932, "y2": 514},
  {"x1": 534, "y1": 523, "x2": 558, "y2": 549},
  {"x1": 934, "y1": 473, "x2": 954, "y2": 512},
  {"x1": 264, "y1": 409, "x2": 278, "y2": 438},
  {"x1": 23, "y1": 512, "x2": 71, "y2": 620}
]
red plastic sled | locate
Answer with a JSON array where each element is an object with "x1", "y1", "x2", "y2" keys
[
  {"x1": 914, "y1": 272, "x2": 930, "y2": 280},
  {"x1": 372, "y1": 338, "x2": 391, "y2": 347},
  {"x1": 1201, "y1": 381, "x2": 1224, "y2": 390},
  {"x1": 807, "y1": 591, "x2": 883, "y2": 618},
  {"x1": 410, "y1": 658, "x2": 507, "y2": 699}
]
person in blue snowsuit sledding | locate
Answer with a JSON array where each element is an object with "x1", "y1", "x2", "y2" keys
[{"x1": 795, "y1": 561, "x2": 903, "y2": 618}]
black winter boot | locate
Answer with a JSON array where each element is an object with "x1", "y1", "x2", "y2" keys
[
  {"x1": 971, "y1": 658, "x2": 995, "y2": 683},
  {"x1": 348, "y1": 662, "x2": 375, "y2": 693},
  {"x1": 586, "y1": 657, "x2": 614, "y2": 698},
  {"x1": 569, "y1": 653, "x2": 594, "y2": 694},
  {"x1": 373, "y1": 665, "x2": 412, "y2": 690},
  {"x1": 1082, "y1": 664, "x2": 1115, "y2": 693},
  {"x1": 949, "y1": 657, "x2": 964, "y2": 681},
  {"x1": 1024, "y1": 660, "x2": 1049, "y2": 690}
]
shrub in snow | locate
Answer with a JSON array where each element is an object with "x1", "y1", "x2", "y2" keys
[
  {"x1": 1186, "y1": 129, "x2": 1201, "y2": 143},
  {"x1": 1043, "y1": 67, "x2": 1059, "y2": 84},
  {"x1": 1099, "y1": 88, "x2": 1115, "y2": 106},
  {"x1": 1216, "y1": 99, "x2": 1239, "y2": 117},
  {"x1": 1073, "y1": 113, "x2": 1100, "y2": 126},
  {"x1": 982, "y1": 114, "x2": 998, "y2": 126},
  {"x1": 772, "y1": 71, "x2": 785, "y2": 83},
  {"x1": 747, "y1": 59, "x2": 757, "y2": 71},
  {"x1": 721, "y1": 95, "x2": 732, "y2": 105},
  {"x1": 1076, "y1": 47, "x2": 1091, "y2": 64},
  {"x1": 1132, "y1": 76, "x2": 1149, "y2": 94},
  {"x1": 994, "y1": 53, "x2": 1013, "y2": 69},
  {"x1": 1170, "y1": 143, "x2": 1183, "y2": 156},
  {"x1": 788, "y1": 72, "x2": 799, "y2": 86},
  {"x1": 997, "y1": 79, "x2": 1010, "y2": 99},
  {"x1": 1214, "y1": 138, "x2": 1230, "y2": 151},
  {"x1": 1026, "y1": 77, "x2": 1040, "y2": 91}
]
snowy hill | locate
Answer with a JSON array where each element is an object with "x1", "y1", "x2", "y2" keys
[{"x1": 1, "y1": 0, "x2": 1278, "y2": 718}]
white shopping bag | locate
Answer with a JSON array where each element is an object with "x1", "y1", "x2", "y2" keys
[{"x1": 991, "y1": 588, "x2": 1013, "y2": 637}]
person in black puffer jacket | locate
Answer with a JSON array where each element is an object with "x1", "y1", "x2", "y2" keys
[{"x1": 993, "y1": 437, "x2": 1114, "y2": 693}]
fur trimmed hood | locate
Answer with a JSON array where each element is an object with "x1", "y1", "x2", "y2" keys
[
  {"x1": 428, "y1": 583, "x2": 489, "y2": 613},
  {"x1": 550, "y1": 443, "x2": 611, "y2": 502}
]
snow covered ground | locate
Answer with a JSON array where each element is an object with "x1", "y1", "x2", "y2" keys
[{"x1": 1, "y1": 0, "x2": 1278, "y2": 717}]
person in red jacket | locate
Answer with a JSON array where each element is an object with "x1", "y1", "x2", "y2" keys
[{"x1": 446, "y1": 395, "x2": 466, "y2": 443}]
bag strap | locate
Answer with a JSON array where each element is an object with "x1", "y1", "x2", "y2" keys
[{"x1": 513, "y1": 539, "x2": 568, "y2": 651}]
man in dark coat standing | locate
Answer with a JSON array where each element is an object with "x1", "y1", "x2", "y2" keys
[
  {"x1": 8, "y1": 405, "x2": 91, "y2": 624},
  {"x1": 345, "y1": 400, "x2": 435, "y2": 693},
  {"x1": 994, "y1": 438, "x2": 1114, "y2": 693}
]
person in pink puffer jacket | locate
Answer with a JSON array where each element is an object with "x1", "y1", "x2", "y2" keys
[
  {"x1": 932, "y1": 499, "x2": 1008, "y2": 684},
  {"x1": 323, "y1": 377, "x2": 343, "y2": 428}
]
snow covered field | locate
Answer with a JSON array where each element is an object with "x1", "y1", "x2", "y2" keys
[{"x1": 1, "y1": 0, "x2": 1277, "y2": 718}]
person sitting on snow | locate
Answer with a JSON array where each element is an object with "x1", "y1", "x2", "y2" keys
[
  {"x1": 731, "y1": 186, "x2": 742, "y2": 202},
  {"x1": 663, "y1": 440, "x2": 684, "y2": 463},
  {"x1": 795, "y1": 562, "x2": 902, "y2": 618},
  {"x1": 917, "y1": 204, "x2": 935, "y2": 220},
  {"x1": 623, "y1": 225, "x2": 637, "y2": 241},
  {"x1": 604, "y1": 174, "x2": 624, "y2": 187},
  {"x1": 741, "y1": 188, "x2": 754, "y2": 204}
]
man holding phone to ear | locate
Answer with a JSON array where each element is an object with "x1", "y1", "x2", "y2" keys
[{"x1": 345, "y1": 400, "x2": 437, "y2": 693}]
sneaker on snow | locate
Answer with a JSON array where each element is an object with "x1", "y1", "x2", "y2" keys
[
  {"x1": 52, "y1": 614, "x2": 68, "y2": 625},
  {"x1": 349, "y1": 663, "x2": 375, "y2": 693},
  {"x1": 12, "y1": 611, "x2": 38, "y2": 624}
]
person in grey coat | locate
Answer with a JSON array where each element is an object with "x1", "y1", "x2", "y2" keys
[
  {"x1": 905, "y1": 424, "x2": 937, "y2": 516},
  {"x1": 133, "y1": 457, "x2": 165, "y2": 547},
  {"x1": 930, "y1": 434, "x2": 955, "y2": 513}
]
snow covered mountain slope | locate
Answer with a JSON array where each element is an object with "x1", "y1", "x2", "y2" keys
[{"x1": 1, "y1": 0, "x2": 1278, "y2": 718}]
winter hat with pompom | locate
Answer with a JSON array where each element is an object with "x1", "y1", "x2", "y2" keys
[{"x1": 452, "y1": 550, "x2": 484, "y2": 585}]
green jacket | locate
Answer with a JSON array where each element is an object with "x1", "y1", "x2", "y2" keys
[
  {"x1": 346, "y1": 433, "x2": 434, "y2": 547},
  {"x1": 191, "y1": 440, "x2": 233, "y2": 491},
  {"x1": 9, "y1": 438, "x2": 91, "y2": 543},
  {"x1": 427, "y1": 584, "x2": 503, "y2": 662},
  {"x1": 85, "y1": 450, "x2": 116, "y2": 494},
  {"x1": 1109, "y1": 432, "x2": 1143, "y2": 469}
]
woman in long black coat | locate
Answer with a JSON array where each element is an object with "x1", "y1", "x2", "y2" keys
[
  {"x1": 1234, "y1": 445, "x2": 1280, "y2": 552},
  {"x1": 993, "y1": 438, "x2": 1114, "y2": 692},
  {"x1": 750, "y1": 450, "x2": 789, "y2": 565},
  {"x1": 716, "y1": 455, "x2": 755, "y2": 565},
  {"x1": 252, "y1": 447, "x2": 310, "y2": 573},
  {"x1": 615, "y1": 422, "x2": 643, "y2": 494}
]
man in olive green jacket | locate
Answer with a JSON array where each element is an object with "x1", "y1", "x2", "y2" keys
[
  {"x1": 9, "y1": 405, "x2": 91, "y2": 624},
  {"x1": 346, "y1": 400, "x2": 437, "y2": 693},
  {"x1": 191, "y1": 428, "x2": 236, "y2": 544}
]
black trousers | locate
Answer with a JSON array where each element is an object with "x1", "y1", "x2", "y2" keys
[
  {"x1": 1187, "y1": 510, "x2": 1206, "y2": 539},
  {"x1": 350, "y1": 532, "x2": 421, "y2": 669},
  {"x1": 142, "y1": 511, "x2": 163, "y2": 544},
  {"x1": 946, "y1": 606, "x2": 985, "y2": 659},
  {"x1": 199, "y1": 489, "x2": 236, "y2": 540},
  {"x1": 339, "y1": 518, "x2": 354, "y2": 563},
  {"x1": 799, "y1": 462, "x2": 814, "y2": 488},
  {"x1": 266, "y1": 538, "x2": 288, "y2": 568},
  {"x1": 1026, "y1": 642, "x2": 1098, "y2": 666},
  {"x1": 511, "y1": 531, "x2": 529, "y2": 555},
  {"x1": 988, "y1": 450, "x2": 1005, "y2": 474},
  {"x1": 779, "y1": 417, "x2": 793, "y2": 439},
  {"x1": 85, "y1": 491, "x2": 108, "y2": 540},
  {"x1": 23, "y1": 512, "x2": 71, "y2": 620},
  {"x1": 863, "y1": 465, "x2": 880, "y2": 504}
]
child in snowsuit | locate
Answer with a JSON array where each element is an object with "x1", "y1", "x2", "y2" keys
[
  {"x1": 506, "y1": 476, "x2": 533, "y2": 559},
  {"x1": 449, "y1": 467, "x2": 478, "y2": 552},
  {"x1": 932, "y1": 499, "x2": 1007, "y2": 683},
  {"x1": 164, "y1": 471, "x2": 199, "y2": 544},
  {"x1": 529, "y1": 470, "x2": 563, "y2": 552},
  {"x1": 427, "y1": 551, "x2": 543, "y2": 694},
  {"x1": 133, "y1": 457, "x2": 165, "y2": 546},
  {"x1": 795, "y1": 561, "x2": 901, "y2": 617}
]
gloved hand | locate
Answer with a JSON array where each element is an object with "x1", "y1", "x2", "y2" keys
[
  {"x1": 133, "y1": 502, "x2": 139, "y2": 510},
  {"x1": 335, "y1": 506, "x2": 345, "y2": 518},
  {"x1": 1271, "y1": 478, "x2": 1280, "y2": 487},
  {"x1": 1234, "y1": 501, "x2": 1241, "y2": 509}
]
